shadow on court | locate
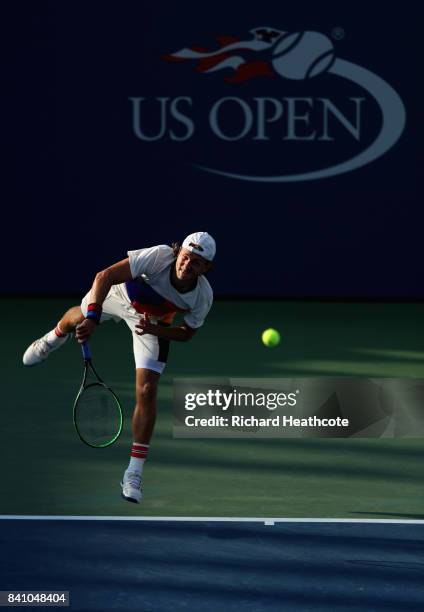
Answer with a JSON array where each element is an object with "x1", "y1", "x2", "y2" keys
[
  {"x1": 352, "y1": 511, "x2": 424, "y2": 520},
  {"x1": 1, "y1": 520, "x2": 424, "y2": 611}
]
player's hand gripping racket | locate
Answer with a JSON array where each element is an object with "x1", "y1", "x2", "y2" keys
[{"x1": 73, "y1": 342, "x2": 123, "y2": 448}]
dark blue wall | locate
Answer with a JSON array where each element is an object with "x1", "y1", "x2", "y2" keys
[{"x1": 4, "y1": 2, "x2": 423, "y2": 297}]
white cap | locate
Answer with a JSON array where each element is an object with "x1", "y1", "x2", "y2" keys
[{"x1": 182, "y1": 231, "x2": 216, "y2": 261}]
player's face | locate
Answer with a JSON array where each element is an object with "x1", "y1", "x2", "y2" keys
[{"x1": 176, "y1": 248, "x2": 210, "y2": 281}]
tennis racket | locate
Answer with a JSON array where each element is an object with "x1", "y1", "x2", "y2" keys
[{"x1": 73, "y1": 342, "x2": 123, "y2": 448}]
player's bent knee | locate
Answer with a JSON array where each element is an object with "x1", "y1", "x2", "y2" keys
[
  {"x1": 72, "y1": 306, "x2": 85, "y2": 323},
  {"x1": 64, "y1": 305, "x2": 85, "y2": 326}
]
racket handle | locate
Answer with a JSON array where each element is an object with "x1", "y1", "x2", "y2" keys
[{"x1": 81, "y1": 342, "x2": 92, "y2": 361}]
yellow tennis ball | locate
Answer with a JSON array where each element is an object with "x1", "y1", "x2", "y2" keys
[{"x1": 262, "y1": 328, "x2": 280, "y2": 347}]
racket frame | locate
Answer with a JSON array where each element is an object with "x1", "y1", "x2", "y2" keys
[{"x1": 73, "y1": 342, "x2": 123, "y2": 448}]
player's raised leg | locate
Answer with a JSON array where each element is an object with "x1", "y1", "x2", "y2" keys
[
  {"x1": 22, "y1": 306, "x2": 84, "y2": 366},
  {"x1": 121, "y1": 368, "x2": 160, "y2": 503}
]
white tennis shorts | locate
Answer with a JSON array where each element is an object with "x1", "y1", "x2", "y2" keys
[{"x1": 80, "y1": 284, "x2": 169, "y2": 374}]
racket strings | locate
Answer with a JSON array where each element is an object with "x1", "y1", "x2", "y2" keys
[{"x1": 75, "y1": 383, "x2": 121, "y2": 446}]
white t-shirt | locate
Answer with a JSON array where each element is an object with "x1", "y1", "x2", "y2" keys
[{"x1": 124, "y1": 245, "x2": 213, "y2": 329}]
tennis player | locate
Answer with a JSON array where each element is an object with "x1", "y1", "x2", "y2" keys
[{"x1": 23, "y1": 232, "x2": 216, "y2": 503}]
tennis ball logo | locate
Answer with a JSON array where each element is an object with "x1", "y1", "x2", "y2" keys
[
  {"x1": 262, "y1": 328, "x2": 281, "y2": 348},
  {"x1": 158, "y1": 27, "x2": 407, "y2": 182},
  {"x1": 271, "y1": 31, "x2": 335, "y2": 80}
]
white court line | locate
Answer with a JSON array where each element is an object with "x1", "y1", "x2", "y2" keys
[{"x1": 0, "y1": 516, "x2": 423, "y2": 526}]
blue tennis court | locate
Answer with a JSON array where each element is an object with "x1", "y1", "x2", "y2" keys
[{"x1": 1, "y1": 517, "x2": 423, "y2": 611}]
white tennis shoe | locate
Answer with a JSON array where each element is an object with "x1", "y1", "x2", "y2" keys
[
  {"x1": 121, "y1": 470, "x2": 143, "y2": 503},
  {"x1": 23, "y1": 333, "x2": 69, "y2": 366}
]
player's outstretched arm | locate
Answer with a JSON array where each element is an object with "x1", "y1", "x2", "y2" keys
[
  {"x1": 75, "y1": 258, "x2": 134, "y2": 344},
  {"x1": 88, "y1": 258, "x2": 133, "y2": 305}
]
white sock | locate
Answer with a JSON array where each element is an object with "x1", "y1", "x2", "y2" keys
[
  {"x1": 46, "y1": 324, "x2": 68, "y2": 347},
  {"x1": 127, "y1": 443, "x2": 149, "y2": 475}
]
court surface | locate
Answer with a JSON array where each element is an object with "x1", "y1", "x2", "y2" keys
[
  {"x1": 1, "y1": 298, "x2": 423, "y2": 610},
  {"x1": 1, "y1": 518, "x2": 424, "y2": 611},
  {"x1": 2, "y1": 298, "x2": 423, "y2": 518}
]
